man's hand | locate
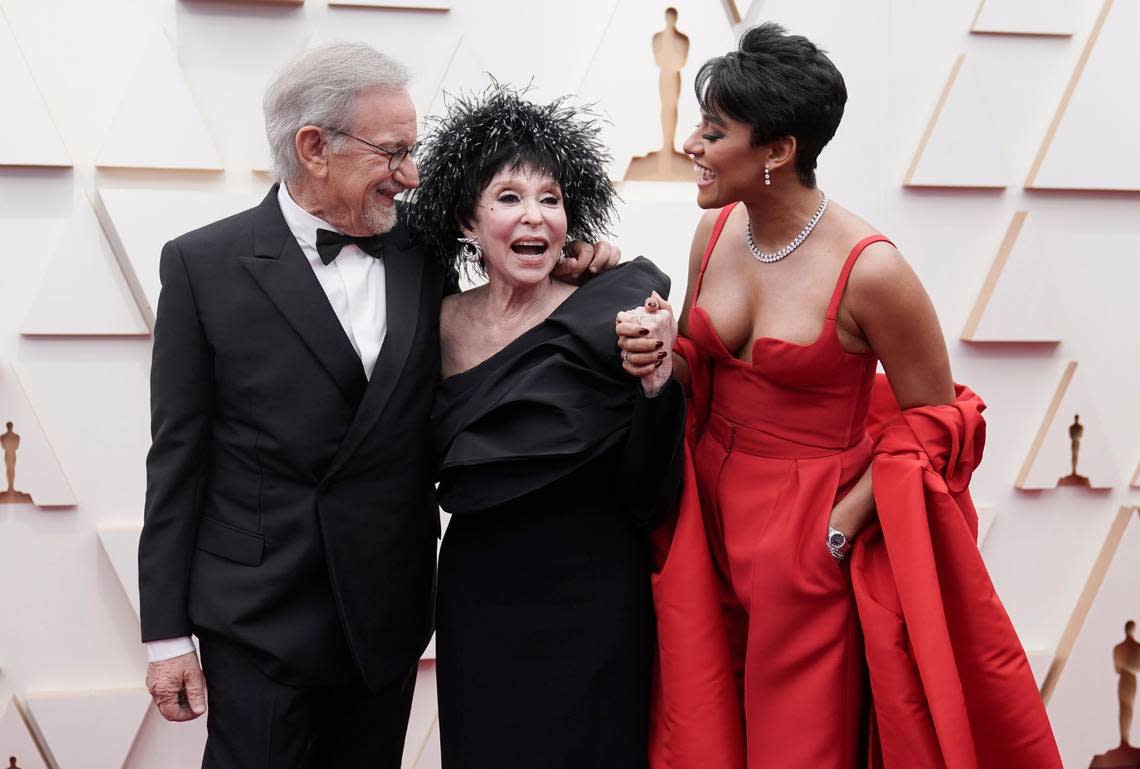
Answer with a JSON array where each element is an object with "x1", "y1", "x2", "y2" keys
[
  {"x1": 552, "y1": 240, "x2": 622, "y2": 284},
  {"x1": 146, "y1": 651, "x2": 207, "y2": 721}
]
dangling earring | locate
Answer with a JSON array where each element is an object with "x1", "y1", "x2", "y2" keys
[
  {"x1": 764, "y1": 164, "x2": 771, "y2": 186},
  {"x1": 457, "y1": 236, "x2": 482, "y2": 263},
  {"x1": 557, "y1": 245, "x2": 568, "y2": 264}
]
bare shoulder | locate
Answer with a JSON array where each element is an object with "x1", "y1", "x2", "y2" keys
[
  {"x1": 689, "y1": 208, "x2": 724, "y2": 267},
  {"x1": 848, "y1": 240, "x2": 922, "y2": 300},
  {"x1": 440, "y1": 286, "x2": 483, "y2": 341}
]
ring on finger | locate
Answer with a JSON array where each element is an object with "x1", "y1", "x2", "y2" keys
[{"x1": 622, "y1": 350, "x2": 631, "y2": 363}]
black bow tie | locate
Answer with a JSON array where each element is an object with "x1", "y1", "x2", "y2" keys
[{"x1": 315, "y1": 228, "x2": 385, "y2": 265}]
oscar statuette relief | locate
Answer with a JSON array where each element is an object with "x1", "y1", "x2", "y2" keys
[
  {"x1": 1090, "y1": 620, "x2": 1140, "y2": 768},
  {"x1": 0, "y1": 421, "x2": 33, "y2": 504},
  {"x1": 623, "y1": 7, "x2": 695, "y2": 182}
]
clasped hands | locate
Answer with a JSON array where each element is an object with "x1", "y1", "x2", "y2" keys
[{"x1": 616, "y1": 291, "x2": 677, "y2": 397}]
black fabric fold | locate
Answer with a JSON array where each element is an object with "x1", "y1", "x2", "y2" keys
[{"x1": 432, "y1": 257, "x2": 684, "y2": 520}]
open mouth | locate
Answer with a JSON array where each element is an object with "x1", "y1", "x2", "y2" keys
[
  {"x1": 694, "y1": 164, "x2": 717, "y2": 188},
  {"x1": 510, "y1": 240, "x2": 548, "y2": 256}
]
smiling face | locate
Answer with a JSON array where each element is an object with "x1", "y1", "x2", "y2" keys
[
  {"x1": 683, "y1": 109, "x2": 770, "y2": 209},
  {"x1": 322, "y1": 86, "x2": 420, "y2": 236},
  {"x1": 464, "y1": 163, "x2": 568, "y2": 288}
]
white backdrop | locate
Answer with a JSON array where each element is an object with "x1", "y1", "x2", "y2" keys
[{"x1": 1, "y1": 0, "x2": 1138, "y2": 767}]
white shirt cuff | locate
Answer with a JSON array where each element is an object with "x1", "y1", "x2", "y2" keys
[{"x1": 146, "y1": 636, "x2": 197, "y2": 662}]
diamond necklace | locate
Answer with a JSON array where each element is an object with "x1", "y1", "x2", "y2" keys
[{"x1": 745, "y1": 192, "x2": 829, "y2": 263}]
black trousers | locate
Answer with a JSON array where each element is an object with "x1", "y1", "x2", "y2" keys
[{"x1": 199, "y1": 635, "x2": 416, "y2": 769}]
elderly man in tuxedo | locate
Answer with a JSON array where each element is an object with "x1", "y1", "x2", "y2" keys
[{"x1": 138, "y1": 42, "x2": 618, "y2": 769}]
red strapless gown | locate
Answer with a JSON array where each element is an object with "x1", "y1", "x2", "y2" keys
[{"x1": 684, "y1": 202, "x2": 888, "y2": 768}]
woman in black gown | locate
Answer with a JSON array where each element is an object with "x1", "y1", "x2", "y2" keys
[{"x1": 409, "y1": 85, "x2": 685, "y2": 769}]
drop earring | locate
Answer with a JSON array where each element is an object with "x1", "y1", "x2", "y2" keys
[
  {"x1": 764, "y1": 164, "x2": 771, "y2": 186},
  {"x1": 457, "y1": 236, "x2": 482, "y2": 263}
]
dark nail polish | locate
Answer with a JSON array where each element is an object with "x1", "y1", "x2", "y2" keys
[
  {"x1": 654, "y1": 340, "x2": 664, "y2": 349},
  {"x1": 654, "y1": 360, "x2": 663, "y2": 368},
  {"x1": 657, "y1": 351, "x2": 667, "y2": 359},
  {"x1": 639, "y1": 328, "x2": 649, "y2": 336}
]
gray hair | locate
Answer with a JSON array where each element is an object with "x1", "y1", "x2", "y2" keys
[{"x1": 263, "y1": 42, "x2": 411, "y2": 182}]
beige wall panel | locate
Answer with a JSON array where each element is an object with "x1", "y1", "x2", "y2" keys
[
  {"x1": 123, "y1": 711, "x2": 207, "y2": 769},
  {"x1": 904, "y1": 55, "x2": 1008, "y2": 188},
  {"x1": 26, "y1": 688, "x2": 150, "y2": 769},
  {"x1": 579, "y1": 0, "x2": 737, "y2": 180},
  {"x1": 97, "y1": 31, "x2": 223, "y2": 171},
  {"x1": 0, "y1": 9, "x2": 70, "y2": 167},
  {"x1": 1045, "y1": 507, "x2": 1140, "y2": 767},
  {"x1": 961, "y1": 211, "x2": 1064, "y2": 343},
  {"x1": 20, "y1": 199, "x2": 149, "y2": 338},
  {"x1": 330, "y1": 0, "x2": 450, "y2": 8},
  {"x1": 98, "y1": 524, "x2": 143, "y2": 620},
  {"x1": 1027, "y1": 0, "x2": 1140, "y2": 190},
  {"x1": 1017, "y1": 360, "x2": 1117, "y2": 490},
  {"x1": 96, "y1": 188, "x2": 265, "y2": 328},
  {"x1": 0, "y1": 697, "x2": 51, "y2": 769},
  {"x1": 0, "y1": 363, "x2": 77, "y2": 508},
  {"x1": 972, "y1": 0, "x2": 1074, "y2": 35}
]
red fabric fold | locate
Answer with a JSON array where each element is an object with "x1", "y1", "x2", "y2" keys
[{"x1": 649, "y1": 371, "x2": 1062, "y2": 769}]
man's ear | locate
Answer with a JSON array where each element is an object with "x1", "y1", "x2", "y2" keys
[{"x1": 295, "y1": 126, "x2": 330, "y2": 179}]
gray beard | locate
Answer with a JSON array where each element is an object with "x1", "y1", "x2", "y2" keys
[{"x1": 364, "y1": 200, "x2": 398, "y2": 235}]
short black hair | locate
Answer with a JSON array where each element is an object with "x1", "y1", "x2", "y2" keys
[
  {"x1": 695, "y1": 23, "x2": 846, "y2": 187},
  {"x1": 409, "y1": 82, "x2": 615, "y2": 273}
]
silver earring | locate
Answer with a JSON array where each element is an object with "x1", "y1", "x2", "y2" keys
[
  {"x1": 557, "y1": 246, "x2": 568, "y2": 264},
  {"x1": 764, "y1": 164, "x2": 771, "y2": 186},
  {"x1": 457, "y1": 236, "x2": 482, "y2": 263}
]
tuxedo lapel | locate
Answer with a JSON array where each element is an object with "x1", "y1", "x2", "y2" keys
[
  {"x1": 240, "y1": 186, "x2": 367, "y2": 408},
  {"x1": 324, "y1": 220, "x2": 424, "y2": 479}
]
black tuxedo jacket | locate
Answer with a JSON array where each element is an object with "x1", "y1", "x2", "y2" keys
[{"x1": 139, "y1": 185, "x2": 449, "y2": 689}]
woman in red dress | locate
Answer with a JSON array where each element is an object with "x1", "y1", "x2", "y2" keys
[{"x1": 618, "y1": 23, "x2": 1061, "y2": 769}]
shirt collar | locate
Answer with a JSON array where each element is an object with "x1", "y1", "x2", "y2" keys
[{"x1": 277, "y1": 182, "x2": 339, "y2": 251}]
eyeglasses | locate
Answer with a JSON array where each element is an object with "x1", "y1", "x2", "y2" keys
[{"x1": 330, "y1": 129, "x2": 419, "y2": 172}]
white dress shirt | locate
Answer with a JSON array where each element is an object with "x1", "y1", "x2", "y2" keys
[{"x1": 146, "y1": 183, "x2": 389, "y2": 664}]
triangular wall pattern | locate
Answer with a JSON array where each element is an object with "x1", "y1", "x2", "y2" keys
[
  {"x1": 904, "y1": 54, "x2": 1008, "y2": 188},
  {"x1": 579, "y1": 0, "x2": 737, "y2": 180},
  {"x1": 0, "y1": 362, "x2": 77, "y2": 507},
  {"x1": 1027, "y1": 0, "x2": 1140, "y2": 190},
  {"x1": 21, "y1": 199, "x2": 149, "y2": 337},
  {"x1": 26, "y1": 689, "x2": 150, "y2": 769},
  {"x1": 329, "y1": 0, "x2": 450, "y2": 8},
  {"x1": 0, "y1": 697, "x2": 51, "y2": 769},
  {"x1": 97, "y1": 30, "x2": 223, "y2": 170},
  {"x1": 1016, "y1": 360, "x2": 1116, "y2": 490},
  {"x1": 1131, "y1": 460, "x2": 1139, "y2": 488},
  {"x1": 425, "y1": 36, "x2": 489, "y2": 120},
  {"x1": 98, "y1": 524, "x2": 143, "y2": 620},
  {"x1": 96, "y1": 187, "x2": 264, "y2": 327},
  {"x1": 0, "y1": 9, "x2": 70, "y2": 167},
  {"x1": 961, "y1": 211, "x2": 1064, "y2": 343},
  {"x1": 972, "y1": 0, "x2": 1074, "y2": 36},
  {"x1": 400, "y1": 662, "x2": 439, "y2": 768},
  {"x1": 1043, "y1": 506, "x2": 1140, "y2": 768},
  {"x1": 976, "y1": 504, "x2": 997, "y2": 549},
  {"x1": 119, "y1": 708, "x2": 207, "y2": 769}
]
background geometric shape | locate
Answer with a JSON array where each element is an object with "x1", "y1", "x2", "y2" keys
[
  {"x1": 977, "y1": 504, "x2": 997, "y2": 548},
  {"x1": 579, "y1": 0, "x2": 738, "y2": 180},
  {"x1": 21, "y1": 198, "x2": 150, "y2": 337},
  {"x1": 0, "y1": 8, "x2": 70, "y2": 167},
  {"x1": 1026, "y1": 0, "x2": 1140, "y2": 190},
  {"x1": 329, "y1": 0, "x2": 449, "y2": 7},
  {"x1": 424, "y1": 35, "x2": 488, "y2": 120},
  {"x1": 96, "y1": 187, "x2": 264, "y2": 328},
  {"x1": 0, "y1": 362, "x2": 77, "y2": 507},
  {"x1": 120, "y1": 709, "x2": 207, "y2": 769},
  {"x1": 26, "y1": 689, "x2": 150, "y2": 769},
  {"x1": 1017, "y1": 360, "x2": 1117, "y2": 490},
  {"x1": 400, "y1": 662, "x2": 438, "y2": 769},
  {"x1": 904, "y1": 54, "x2": 1008, "y2": 188},
  {"x1": 971, "y1": 0, "x2": 1074, "y2": 36},
  {"x1": 96, "y1": 29, "x2": 223, "y2": 171},
  {"x1": 98, "y1": 524, "x2": 143, "y2": 620},
  {"x1": 0, "y1": 696, "x2": 51, "y2": 769},
  {"x1": 1043, "y1": 506, "x2": 1140, "y2": 767},
  {"x1": 960, "y1": 211, "x2": 1064, "y2": 343},
  {"x1": 1132, "y1": 460, "x2": 1139, "y2": 489}
]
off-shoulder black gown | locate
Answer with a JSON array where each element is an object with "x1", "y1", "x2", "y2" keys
[{"x1": 431, "y1": 258, "x2": 684, "y2": 769}]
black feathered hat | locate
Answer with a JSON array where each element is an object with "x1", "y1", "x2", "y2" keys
[{"x1": 408, "y1": 81, "x2": 616, "y2": 273}]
